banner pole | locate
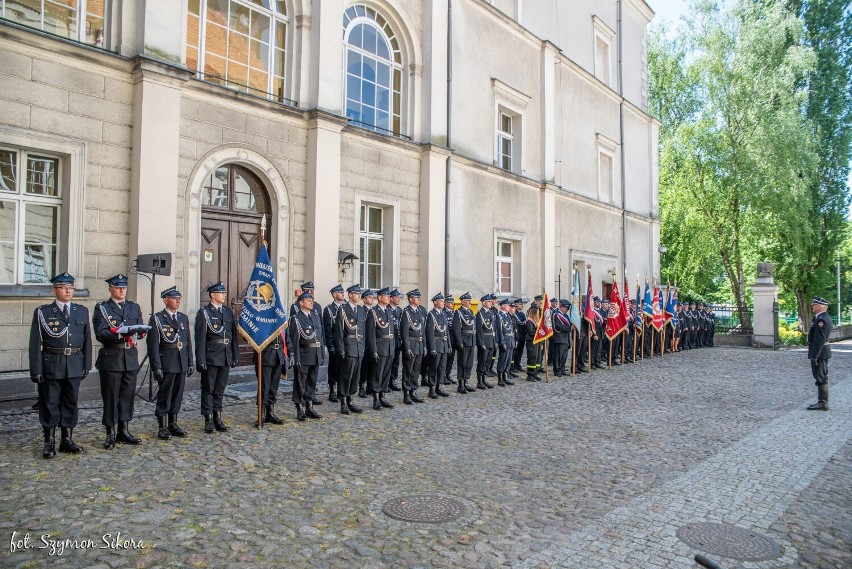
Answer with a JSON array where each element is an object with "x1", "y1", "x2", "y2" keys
[
  {"x1": 608, "y1": 338, "x2": 612, "y2": 369},
  {"x1": 588, "y1": 326, "x2": 592, "y2": 372},
  {"x1": 661, "y1": 324, "x2": 666, "y2": 357},
  {"x1": 650, "y1": 324, "x2": 655, "y2": 358},
  {"x1": 544, "y1": 339, "x2": 549, "y2": 383},
  {"x1": 257, "y1": 356, "x2": 263, "y2": 430},
  {"x1": 572, "y1": 328, "x2": 577, "y2": 376}
]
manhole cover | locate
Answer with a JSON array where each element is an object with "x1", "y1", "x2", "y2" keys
[
  {"x1": 676, "y1": 522, "x2": 781, "y2": 561},
  {"x1": 381, "y1": 494, "x2": 466, "y2": 523}
]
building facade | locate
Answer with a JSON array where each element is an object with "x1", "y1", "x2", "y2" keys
[{"x1": 0, "y1": 0, "x2": 659, "y2": 371}]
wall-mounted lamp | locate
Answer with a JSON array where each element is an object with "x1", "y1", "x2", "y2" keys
[{"x1": 338, "y1": 250, "x2": 358, "y2": 274}]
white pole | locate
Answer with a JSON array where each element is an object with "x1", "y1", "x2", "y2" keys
[{"x1": 837, "y1": 250, "x2": 842, "y2": 323}]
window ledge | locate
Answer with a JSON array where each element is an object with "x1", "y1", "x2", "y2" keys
[{"x1": 0, "y1": 285, "x2": 90, "y2": 298}]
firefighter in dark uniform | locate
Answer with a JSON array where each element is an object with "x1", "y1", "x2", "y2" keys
[
  {"x1": 442, "y1": 294, "x2": 456, "y2": 385},
  {"x1": 452, "y1": 292, "x2": 477, "y2": 394},
  {"x1": 807, "y1": 297, "x2": 833, "y2": 411},
  {"x1": 29, "y1": 272, "x2": 92, "y2": 458},
  {"x1": 418, "y1": 299, "x2": 430, "y2": 387},
  {"x1": 253, "y1": 327, "x2": 286, "y2": 427},
  {"x1": 335, "y1": 284, "x2": 366, "y2": 415},
  {"x1": 496, "y1": 298, "x2": 516, "y2": 386},
  {"x1": 322, "y1": 284, "x2": 345, "y2": 402},
  {"x1": 546, "y1": 297, "x2": 559, "y2": 373},
  {"x1": 475, "y1": 294, "x2": 501, "y2": 389},
  {"x1": 511, "y1": 299, "x2": 526, "y2": 375},
  {"x1": 552, "y1": 299, "x2": 572, "y2": 376},
  {"x1": 525, "y1": 305, "x2": 543, "y2": 381},
  {"x1": 147, "y1": 286, "x2": 194, "y2": 440},
  {"x1": 359, "y1": 289, "x2": 376, "y2": 398},
  {"x1": 93, "y1": 273, "x2": 145, "y2": 449},
  {"x1": 195, "y1": 281, "x2": 239, "y2": 433},
  {"x1": 388, "y1": 289, "x2": 403, "y2": 391},
  {"x1": 707, "y1": 305, "x2": 715, "y2": 346},
  {"x1": 289, "y1": 281, "x2": 323, "y2": 407},
  {"x1": 425, "y1": 292, "x2": 452, "y2": 398},
  {"x1": 288, "y1": 290, "x2": 324, "y2": 420},
  {"x1": 365, "y1": 287, "x2": 396, "y2": 410},
  {"x1": 400, "y1": 289, "x2": 427, "y2": 404}
]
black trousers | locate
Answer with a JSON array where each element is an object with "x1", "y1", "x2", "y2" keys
[
  {"x1": 552, "y1": 343, "x2": 569, "y2": 374},
  {"x1": 200, "y1": 365, "x2": 230, "y2": 414},
  {"x1": 258, "y1": 361, "x2": 282, "y2": 407},
  {"x1": 526, "y1": 342, "x2": 542, "y2": 372},
  {"x1": 372, "y1": 355, "x2": 393, "y2": 393},
  {"x1": 327, "y1": 351, "x2": 341, "y2": 389},
  {"x1": 99, "y1": 369, "x2": 138, "y2": 426},
  {"x1": 390, "y1": 347, "x2": 401, "y2": 381},
  {"x1": 38, "y1": 377, "x2": 82, "y2": 429},
  {"x1": 155, "y1": 372, "x2": 185, "y2": 417},
  {"x1": 445, "y1": 346, "x2": 455, "y2": 380},
  {"x1": 512, "y1": 340, "x2": 525, "y2": 369},
  {"x1": 497, "y1": 346, "x2": 512, "y2": 373},
  {"x1": 456, "y1": 346, "x2": 475, "y2": 381},
  {"x1": 420, "y1": 353, "x2": 432, "y2": 385},
  {"x1": 339, "y1": 356, "x2": 362, "y2": 397},
  {"x1": 360, "y1": 356, "x2": 374, "y2": 391},
  {"x1": 292, "y1": 363, "x2": 318, "y2": 405},
  {"x1": 427, "y1": 352, "x2": 448, "y2": 388},
  {"x1": 402, "y1": 352, "x2": 422, "y2": 391},
  {"x1": 811, "y1": 358, "x2": 829, "y2": 385},
  {"x1": 476, "y1": 346, "x2": 494, "y2": 374},
  {"x1": 576, "y1": 335, "x2": 589, "y2": 368}
]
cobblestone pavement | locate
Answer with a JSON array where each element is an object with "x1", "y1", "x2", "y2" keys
[{"x1": 0, "y1": 344, "x2": 849, "y2": 569}]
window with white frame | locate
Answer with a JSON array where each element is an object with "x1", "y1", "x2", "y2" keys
[
  {"x1": 496, "y1": 239, "x2": 513, "y2": 294},
  {"x1": 493, "y1": 79, "x2": 529, "y2": 175},
  {"x1": 1, "y1": 0, "x2": 109, "y2": 48},
  {"x1": 597, "y1": 134, "x2": 617, "y2": 205},
  {"x1": 593, "y1": 16, "x2": 614, "y2": 87},
  {"x1": 343, "y1": 5, "x2": 403, "y2": 135},
  {"x1": 359, "y1": 204, "x2": 384, "y2": 290},
  {"x1": 497, "y1": 111, "x2": 514, "y2": 171},
  {"x1": 0, "y1": 147, "x2": 62, "y2": 285},
  {"x1": 186, "y1": 0, "x2": 288, "y2": 103}
]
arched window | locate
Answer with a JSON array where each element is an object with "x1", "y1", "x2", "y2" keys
[
  {"x1": 343, "y1": 5, "x2": 402, "y2": 135},
  {"x1": 201, "y1": 164, "x2": 269, "y2": 216},
  {"x1": 187, "y1": 0, "x2": 289, "y2": 104}
]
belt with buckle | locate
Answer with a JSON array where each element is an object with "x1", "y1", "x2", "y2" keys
[
  {"x1": 44, "y1": 347, "x2": 81, "y2": 355},
  {"x1": 160, "y1": 342, "x2": 184, "y2": 350},
  {"x1": 270, "y1": 343, "x2": 281, "y2": 350},
  {"x1": 210, "y1": 338, "x2": 231, "y2": 345}
]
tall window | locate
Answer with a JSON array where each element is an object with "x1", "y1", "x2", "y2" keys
[
  {"x1": 201, "y1": 164, "x2": 269, "y2": 215},
  {"x1": 598, "y1": 150, "x2": 613, "y2": 204},
  {"x1": 343, "y1": 5, "x2": 402, "y2": 135},
  {"x1": 496, "y1": 239, "x2": 513, "y2": 294},
  {"x1": 1, "y1": 0, "x2": 109, "y2": 48},
  {"x1": 359, "y1": 204, "x2": 383, "y2": 289},
  {"x1": 0, "y1": 147, "x2": 62, "y2": 284},
  {"x1": 593, "y1": 16, "x2": 614, "y2": 87},
  {"x1": 187, "y1": 0, "x2": 288, "y2": 103},
  {"x1": 497, "y1": 112, "x2": 513, "y2": 171}
]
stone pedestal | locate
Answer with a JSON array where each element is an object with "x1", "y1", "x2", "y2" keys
[{"x1": 751, "y1": 263, "x2": 778, "y2": 348}]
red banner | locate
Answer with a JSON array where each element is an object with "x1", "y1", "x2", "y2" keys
[
  {"x1": 532, "y1": 293, "x2": 554, "y2": 345},
  {"x1": 605, "y1": 281, "x2": 628, "y2": 340},
  {"x1": 652, "y1": 287, "x2": 664, "y2": 330},
  {"x1": 584, "y1": 270, "x2": 596, "y2": 326}
]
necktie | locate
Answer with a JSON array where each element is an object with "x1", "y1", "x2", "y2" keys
[{"x1": 63, "y1": 304, "x2": 69, "y2": 319}]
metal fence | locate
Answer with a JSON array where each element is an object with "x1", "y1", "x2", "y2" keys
[{"x1": 709, "y1": 304, "x2": 754, "y2": 335}]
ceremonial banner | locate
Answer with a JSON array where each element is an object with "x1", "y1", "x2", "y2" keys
[
  {"x1": 532, "y1": 293, "x2": 554, "y2": 345},
  {"x1": 584, "y1": 269, "x2": 596, "y2": 326},
  {"x1": 643, "y1": 278, "x2": 653, "y2": 322},
  {"x1": 237, "y1": 242, "x2": 288, "y2": 351},
  {"x1": 664, "y1": 281, "x2": 678, "y2": 326},
  {"x1": 652, "y1": 286, "x2": 664, "y2": 330},
  {"x1": 605, "y1": 281, "x2": 627, "y2": 340},
  {"x1": 568, "y1": 270, "x2": 582, "y2": 330}
]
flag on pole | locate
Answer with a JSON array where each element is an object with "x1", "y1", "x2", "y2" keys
[
  {"x1": 237, "y1": 242, "x2": 288, "y2": 351},
  {"x1": 669, "y1": 286, "x2": 680, "y2": 329},
  {"x1": 652, "y1": 285, "x2": 664, "y2": 330},
  {"x1": 664, "y1": 280, "x2": 676, "y2": 325},
  {"x1": 643, "y1": 277, "x2": 653, "y2": 322},
  {"x1": 584, "y1": 268, "x2": 596, "y2": 326},
  {"x1": 568, "y1": 269, "x2": 582, "y2": 330},
  {"x1": 605, "y1": 280, "x2": 628, "y2": 340},
  {"x1": 532, "y1": 293, "x2": 554, "y2": 344}
]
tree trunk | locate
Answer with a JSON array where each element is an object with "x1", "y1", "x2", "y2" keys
[{"x1": 795, "y1": 289, "x2": 812, "y2": 333}]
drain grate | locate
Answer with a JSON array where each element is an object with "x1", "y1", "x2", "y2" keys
[
  {"x1": 676, "y1": 522, "x2": 781, "y2": 561},
  {"x1": 381, "y1": 494, "x2": 466, "y2": 524}
]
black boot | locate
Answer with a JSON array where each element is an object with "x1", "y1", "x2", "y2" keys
[
  {"x1": 168, "y1": 414, "x2": 187, "y2": 437},
  {"x1": 305, "y1": 401, "x2": 322, "y2": 419},
  {"x1": 465, "y1": 378, "x2": 477, "y2": 392},
  {"x1": 389, "y1": 380, "x2": 402, "y2": 391},
  {"x1": 807, "y1": 385, "x2": 829, "y2": 411},
  {"x1": 504, "y1": 372, "x2": 515, "y2": 386},
  {"x1": 43, "y1": 427, "x2": 56, "y2": 459},
  {"x1": 482, "y1": 374, "x2": 494, "y2": 389},
  {"x1": 329, "y1": 384, "x2": 339, "y2": 403},
  {"x1": 104, "y1": 425, "x2": 116, "y2": 449},
  {"x1": 347, "y1": 396, "x2": 363, "y2": 414},
  {"x1": 213, "y1": 411, "x2": 228, "y2": 432},
  {"x1": 410, "y1": 390, "x2": 425, "y2": 403},
  {"x1": 526, "y1": 373, "x2": 536, "y2": 382},
  {"x1": 457, "y1": 381, "x2": 468, "y2": 394},
  {"x1": 57, "y1": 427, "x2": 82, "y2": 453},
  {"x1": 498, "y1": 373, "x2": 506, "y2": 387},
  {"x1": 157, "y1": 416, "x2": 171, "y2": 439},
  {"x1": 117, "y1": 420, "x2": 141, "y2": 444},
  {"x1": 379, "y1": 393, "x2": 394, "y2": 408},
  {"x1": 204, "y1": 414, "x2": 214, "y2": 433},
  {"x1": 265, "y1": 404, "x2": 284, "y2": 424},
  {"x1": 428, "y1": 386, "x2": 438, "y2": 399},
  {"x1": 403, "y1": 390, "x2": 413, "y2": 405},
  {"x1": 476, "y1": 374, "x2": 485, "y2": 389},
  {"x1": 436, "y1": 385, "x2": 450, "y2": 397},
  {"x1": 340, "y1": 399, "x2": 351, "y2": 414},
  {"x1": 358, "y1": 385, "x2": 367, "y2": 398},
  {"x1": 296, "y1": 404, "x2": 306, "y2": 421},
  {"x1": 373, "y1": 394, "x2": 382, "y2": 410},
  {"x1": 508, "y1": 369, "x2": 518, "y2": 378}
]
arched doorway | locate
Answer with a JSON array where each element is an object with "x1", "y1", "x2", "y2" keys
[{"x1": 200, "y1": 163, "x2": 271, "y2": 363}]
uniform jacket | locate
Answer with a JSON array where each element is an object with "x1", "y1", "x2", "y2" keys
[
  {"x1": 807, "y1": 311, "x2": 833, "y2": 360},
  {"x1": 288, "y1": 309, "x2": 325, "y2": 366},
  {"x1": 452, "y1": 307, "x2": 476, "y2": 349},
  {"x1": 194, "y1": 303, "x2": 239, "y2": 367},
  {"x1": 400, "y1": 305, "x2": 426, "y2": 355},
  {"x1": 513, "y1": 311, "x2": 527, "y2": 343},
  {"x1": 525, "y1": 319, "x2": 539, "y2": 347},
  {"x1": 425, "y1": 308, "x2": 451, "y2": 354},
  {"x1": 323, "y1": 302, "x2": 342, "y2": 355},
  {"x1": 147, "y1": 310, "x2": 193, "y2": 373},
  {"x1": 497, "y1": 310, "x2": 516, "y2": 350},
  {"x1": 475, "y1": 307, "x2": 501, "y2": 349},
  {"x1": 255, "y1": 333, "x2": 286, "y2": 367},
  {"x1": 552, "y1": 309, "x2": 573, "y2": 345},
  {"x1": 335, "y1": 303, "x2": 366, "y2": 357},
  {"x1": 93, "y1": 298, "x2": 143, "y2": 372},
  {"x1": 366, "y1": 304, "x2": 395, "y2": 357},
  {"x1": 29, "y1": 301, "x2": 92, "y2": 379}
]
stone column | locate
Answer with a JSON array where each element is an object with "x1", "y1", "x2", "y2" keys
[
  {"x1": 419, "y1": 145, "x2": 451, "y2": 295},
  {"x1": 541, "y1": 185, "x2": 557, "y2": 294},
  {"x1": 128, "y1": 57, "x2": 190, "y2": 319},
  {"x1": 751, "y1": 262, "x2": 778, "y2": 348},
  {"x1": 305, "y1": 111, "x2": 347, "y2": 296}
]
